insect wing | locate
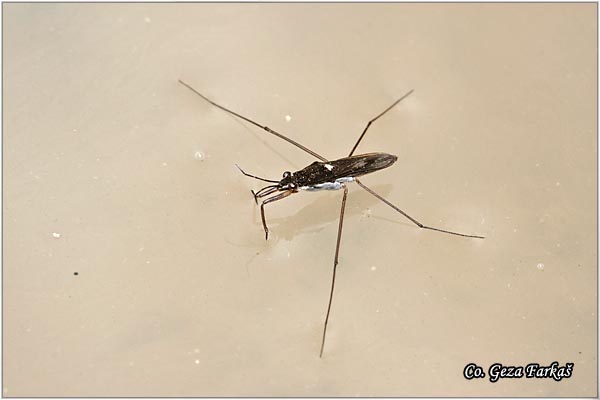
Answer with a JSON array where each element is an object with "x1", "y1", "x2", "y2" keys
[{"x1": 327, "y1": 153, "x2": 398, "y2": 179}]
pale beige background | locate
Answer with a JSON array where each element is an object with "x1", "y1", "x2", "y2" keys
[{"x1": 3, "y1": 3, "x2": 597, "y2": 397}]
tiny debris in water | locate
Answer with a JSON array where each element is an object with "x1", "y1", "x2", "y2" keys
[
  {"x1": 537, "y1": 263, "x2": 545, "y2": 271},
  {"x1": 285, "y1": 115, "x2": 292, "y2": 122},
  {"x1": 194, "y1": 151, "x2": 205, "y2": 161},
  {"x1": 52, "y1": 232, "x2": 61, "y2": 238}
]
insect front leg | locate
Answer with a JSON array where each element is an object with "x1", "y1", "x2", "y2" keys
[
  {"x1": 252, "y1": 185, "x2": 279, "y2": 205},
  {"x1": 260, "y1": 190, "x2": 294, "y2": 240}
]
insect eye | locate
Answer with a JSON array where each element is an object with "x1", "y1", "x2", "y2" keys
[{"x1": 283, "y1": 171, "x2": 291, "y2": 178}]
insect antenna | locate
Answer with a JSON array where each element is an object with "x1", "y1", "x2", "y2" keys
[
  {"x1": 235, "y1": 164, "x2": 279, "y2": 184},
  {"x1": 179, "y1": 80, "x2": 329, "y2": 162}
]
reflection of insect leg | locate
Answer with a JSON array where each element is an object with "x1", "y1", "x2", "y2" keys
[
  {"x1": 320, "y1": 184, "x2": 348, "y2": 358},
  {"x1": 260, "y1": 191, "x2": 294, "y2": 240}
]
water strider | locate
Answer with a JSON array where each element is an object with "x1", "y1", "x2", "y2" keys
[{"x1": 178, "y1": 79, "x2": 484, "y2": 357}]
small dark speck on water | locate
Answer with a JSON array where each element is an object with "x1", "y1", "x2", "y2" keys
[{"x1": 74, "y1": 272, "x2": 79, "y2": 276}]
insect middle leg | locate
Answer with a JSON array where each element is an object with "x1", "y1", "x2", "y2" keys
[
  {"x1": 348, "y1": 89, "x2": 414, "y2": 157},
  {"x1": 260, "y1": 190, "x2": 294, "y2": 240}
]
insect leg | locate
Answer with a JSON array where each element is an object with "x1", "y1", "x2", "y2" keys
[
  {"x1": 250, "y1": 185, "x2": 279, "y2": 204},
  {"x1": 179, "y1": 80, "x2": 329, "y2": 162},
  {"x1": 348, "y1": 89, "x2": 414, "y2": 157},
  {"x1": 320, "y1": 185, "x2": 349, "y2": 358},
  {"x1": 356, "y1": 179, "x2": 485, "y2": 239},
  {"x1": 260, "y1": 190, "x2": 294, "y2": 240}
]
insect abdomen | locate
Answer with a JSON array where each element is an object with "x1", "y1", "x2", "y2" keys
[{"x1": 300, "y1": 177, "x2": 355, "y2": 191}]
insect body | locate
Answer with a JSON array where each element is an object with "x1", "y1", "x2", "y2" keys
[
  {"x1": 179, "y1": 79, "x2": 484, "y2": 358},
  {"x1": 293, "y1": 153, "x2": 398, "y2": 190},
  {"x1": 243, "y1": 153, "x2": 398, "y2": 239}
]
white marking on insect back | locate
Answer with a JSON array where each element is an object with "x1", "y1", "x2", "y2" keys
[
  {"x1": 300, "y1": 177, "x2": 355, "y2": 191},
  {"x1": 324, "y1": 164, "x2": 334, "y2": 171}
]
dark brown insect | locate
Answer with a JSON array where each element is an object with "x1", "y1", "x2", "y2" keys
[
  {"x1": 238, "y1": 152, "x2": 398, "y2": 240},
  {"x1": 179, "y1": 79, "x2": 484, "y2": 357}
]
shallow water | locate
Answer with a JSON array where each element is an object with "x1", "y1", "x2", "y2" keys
[{"x1": 3, "y1": 3, "x2": 597, "y2": 396}]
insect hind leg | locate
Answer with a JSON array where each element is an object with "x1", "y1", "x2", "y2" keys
[
  {"x1": 320, "y1": 184, "x2": 349, "y2": 358},
  {"x1": 355, "y1": 179, "x2": 484, "y2": 239}
]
